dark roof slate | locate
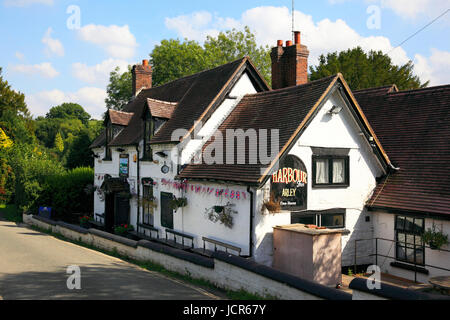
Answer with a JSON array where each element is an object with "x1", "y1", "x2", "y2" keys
[
  {"x1": 91, "y1": 57, "x2": 256, "y2": 148},
  {"x1": 178, "y1": 75, "x2": 338, "y2": 184},
  {"x1": 356, "y1": 84, "x2": 450, "y2": 216}
]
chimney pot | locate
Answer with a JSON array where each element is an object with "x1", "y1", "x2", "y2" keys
[
  {"x1": 277, "y1": 40, "x2": 283, "y2": 47},
  {"x1": 142, "y1": 59, "x2": 149, "y2": 66},
  {"x1": 294, "y1": 31, "x2": 301, "y2": 45},
  {"x1": 271, "y1": 31, "x2": 309, "y2": 89}
]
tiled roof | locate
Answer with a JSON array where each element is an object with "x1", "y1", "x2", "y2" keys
[
  {"x1": 108, "y1": 109, "x2": 134, "y2": 126},
  {"x1": 178, "y1": 75, "x2": 338, "y2": 184},
  {"x1": 91, "y1": 57, "x2": 268, "y2": 148},
  {"x1": 147, "y1": 98, "x2": 177, "y2": 119},
  {"x1": 356, "y1": 84, "x2": 450, "y2": 216}
]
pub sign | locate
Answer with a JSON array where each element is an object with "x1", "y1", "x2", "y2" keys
[{"x1": 271, "y1": 155, "x2": 307, "y2": 211}]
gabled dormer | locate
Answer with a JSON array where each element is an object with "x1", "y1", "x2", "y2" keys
[
  {"x1": 103, "y1": 109, "x2": 134, "y2": 160},
  {"x1": 141, "y1": 98, "x2": 178, "y2": 161}
]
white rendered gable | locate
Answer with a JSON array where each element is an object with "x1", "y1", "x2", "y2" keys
[{"x1": 180, "y1": 72, "x2": 257, "y2": 165}]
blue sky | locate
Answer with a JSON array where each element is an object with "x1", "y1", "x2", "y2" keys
[{"x1": 1, "y1": 0, "x2": 449, "y2": 119}]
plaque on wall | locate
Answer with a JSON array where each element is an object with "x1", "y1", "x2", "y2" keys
[{"x1": 271, "y1": 154, "x2": 307, "y2": 211}]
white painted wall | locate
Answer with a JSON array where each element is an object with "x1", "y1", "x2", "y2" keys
[
  {"x1": 373, "y1": 211, "x2": 450, "y2": 283},
  {"x1": 253, "y1": 89, "x2": 385, "y2": 267}
]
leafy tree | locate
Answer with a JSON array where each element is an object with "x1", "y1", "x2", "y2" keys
[
  {"x1": 105, "y1": 65, "x2": 133, "y2": 111},
  {"x1": 0, "y1": 127, "x2": 13, "y2": 149},
  {"x1": 203, "y1": 26, "x2": 271, "y2": 84},
  {"x1": 54, "y1": 132, "x2": 64, "y2": 153},
  {"x1": 151, "y1": 39, "x2": 208, "y2": 87},
  {"x1": 104, "y1": 27, "x2": 271, "y2": 110},
  {"x1": 309, "y1": 47, "x2": 428, "y2": 91},
  {"x1": 46, "y1": 102, "x2": 91, "y2": 125},
  {"x1": 0, "y1": 67, "x2": 29, "y2": 118}
]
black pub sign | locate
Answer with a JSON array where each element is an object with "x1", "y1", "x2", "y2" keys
[{"x1": 271, "y1": 155, "x2": 307, "y2": 211}]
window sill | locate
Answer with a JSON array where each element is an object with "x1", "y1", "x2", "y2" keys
[
  {"x1": 312, "y1": 184, "x2": 349, "y2": 189},
  {"x1": 390, "y1": 261, "x2": 429, "y2": 275},
  {"x1": 102, "y1": 158, "x2": 112, "y2": 162}
]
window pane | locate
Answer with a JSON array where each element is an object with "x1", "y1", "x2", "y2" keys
[
  {"x1": 397, "y1": 232, "x2": 406, "y2": 244},
  {"x1": 315, "y1": 159, "x2": 329, "y2": 184},
  {"x1": 415, "y1": 249, "x2": 424, "y2": 265},
  {"x1": 405, "y1": 217, "x2": 414, "y2": 232},
  {"x1": 396, "y1": 216, "x2": 405, "y2": 231},
  {"x1": 321, "y1": 214, "x2": 345, "y2": 228},
  {"x1": 406, "y1": 234, "x2": 415, "y2": 245},
  {"x1": 332, "y1": 159, "x2": 345, "y2": 183},
  {"x1": 396, "y1": 244, "x2": 406, "y2": 260},
  {"x1": 415, "y1": 235, "x2": 423, "y2": 247},
  {"x1": 406, "y1": 247, "x2": 415, "y2": 263},
  {"x1": 293, "y1": 215, "x2": 315, "y2": 225}
]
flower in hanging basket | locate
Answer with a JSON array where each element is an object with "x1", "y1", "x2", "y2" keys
[
  {"x1": 169, "y1": 197, "x2": 188, "y2": 211},
  {"x1": 422, "y1": 225, "x2": 448, "y2": 250}
]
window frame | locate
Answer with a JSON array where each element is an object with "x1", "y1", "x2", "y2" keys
[
  {"x1": 141, "y1": 112, "x2": 154, "y2": 161},
  {"x1": 103, "y1": 122, "x2": 113, "y2": 161},
  {"x1": 395, "y1": 215, "x2": 425, "y2": 266},
  {"x1": 312, "y1": 155, "x2": 349, "y2": 188},
  {"x1": 291, "y1": 209, "x2": 346, "y2": 229}
]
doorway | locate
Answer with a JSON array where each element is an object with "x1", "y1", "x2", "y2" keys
[{"x1": 160, "y1": 192, "x2": 174, "y2": 229}]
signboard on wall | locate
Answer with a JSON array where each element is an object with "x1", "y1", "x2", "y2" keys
[
  {"x1": 119, "y1": 154, "x2": 129, "y2": 177},
  {"x1": 271, "y1": 155, "x2": 307, "y2": 211}
]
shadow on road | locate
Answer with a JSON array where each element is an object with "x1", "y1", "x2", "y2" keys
[{"x1": 0, "y1": 262, "x2": 216, "y2": 300}]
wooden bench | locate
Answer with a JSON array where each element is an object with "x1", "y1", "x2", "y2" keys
[
  {"x1": 157, "y1": 228, "x2": 194, "y2": 250},
  {"x1": 136, "y1": 223, "x2": 160, "y2": 240},
  {"x1": 201, "y1": 236, "x2": 242, "y2": 256},
  {"x1": 90, "y1": 213, "x2": 105, "y2": 229}
]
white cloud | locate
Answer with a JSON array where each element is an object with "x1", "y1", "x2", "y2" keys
[
  {"x1": 15, "y1": 51, "x2": 25, "y2": 60},
  {"x1": 42, "y1": 27, "x2": 64, "y2": 57},
  {"x1": 26, "y1": 87, "x2": 107, "y2": 119},
  {"x1": 165, "y1": 11, "x2": 240, "y2": 41},
  {"x1": 414, "y1": 49, "x2": 450, "y2": 86},
  {"x1": 72, "y1": 58, "x2": 129, "y2": 86},
  {"x1": 10, "y1": 62, "x2": 59, "y2": 78},
  {"x1": 77, "y1": 24, "x2": 138, "y2": 59},
  {"x1": 165, "y1": 6, "x2": 411, "y2": 67},
  {"x1": 375, "y1": 0, "x2": 450, "y2": 20},
  {"x1": 3, "y1": 0, "x2": 53, "y2": 7}
]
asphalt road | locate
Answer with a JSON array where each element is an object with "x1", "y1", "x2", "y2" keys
[{"x1": 0, "y1": 217, "x2": 222, "y2": 300}]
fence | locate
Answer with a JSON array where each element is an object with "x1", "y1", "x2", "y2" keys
[{"x1": 354, "y1": 238, "x2": 450, "y2": 283}]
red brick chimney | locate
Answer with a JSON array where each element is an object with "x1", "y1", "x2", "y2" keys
[
  {"x1": 271, "y1": 31, "x2": 309, "y2": 89},
  {"x1": 132, "y1": 59, "x2": 152, "y2": 96}
]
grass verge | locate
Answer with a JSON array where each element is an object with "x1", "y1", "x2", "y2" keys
[{"x1": 28, "y1": 223, "x2": 273, "y2": 300}]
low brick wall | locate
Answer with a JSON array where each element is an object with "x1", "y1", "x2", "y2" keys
[{"x1": 22, "y1": 214, "x2": 354, "y2": 300}]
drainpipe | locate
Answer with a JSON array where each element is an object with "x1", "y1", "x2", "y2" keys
[
  {"x1": 247, "y1": 186, "x2": 254, "y2": 258},
  {"x1": 136, "y1": 144, "x2": 140, "y2": 234}
]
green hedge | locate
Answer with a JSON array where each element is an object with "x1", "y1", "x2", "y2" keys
[{"x1": 38, "y1": 167, "x2": 94, "y2": 222}]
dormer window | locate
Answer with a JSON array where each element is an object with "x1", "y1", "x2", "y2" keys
[{"x1": 142, "y1": 111, "x2": 153, "y2": 161}]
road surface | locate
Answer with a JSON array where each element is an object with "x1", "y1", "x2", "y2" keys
[{"x1": 0, "y1": 217, "x2": 221, "y2": 300}]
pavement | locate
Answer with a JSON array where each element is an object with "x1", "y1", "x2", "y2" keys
[{"x1": 0, "y1": 216, "x2": 223, "y2": 300}]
